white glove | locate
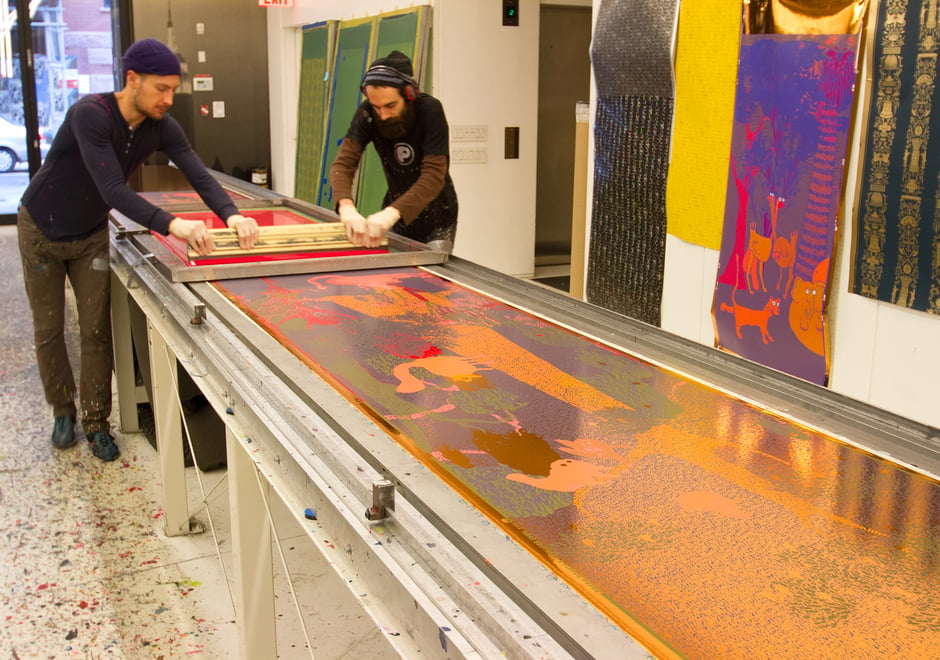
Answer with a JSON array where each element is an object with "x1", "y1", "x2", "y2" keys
[
  {"x1": 168, "y1": 217, "x2": 214, "y2": 256},
  {"x1": 338, "y1": 202, "x2": 367, "y2": 244},
  {"x1": 364, "y1": 207, "x2": 401, "y2": 247},
  {"x1": 226, "y1": 214, "x2": 259, "y2": 249}
]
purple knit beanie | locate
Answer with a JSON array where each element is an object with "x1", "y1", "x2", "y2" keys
[{"x1": 122, "y1": 38, "x2": 181, "y2": 77}]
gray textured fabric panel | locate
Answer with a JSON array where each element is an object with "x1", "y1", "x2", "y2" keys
[
  {"x1": 587, "y1": 95, "x2": 672, "y2": 327},
  {"x1": 591, "y1": 0, "x2": 677, "y2": 97}
]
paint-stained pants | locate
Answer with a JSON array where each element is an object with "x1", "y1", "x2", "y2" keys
[{"x1": 17, "y1": 207, "x2": 112, "y2": 435}]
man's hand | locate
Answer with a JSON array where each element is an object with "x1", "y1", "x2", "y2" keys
[
  {"x1": 364, "y1": 207, "x2": 400, "y2": 247},
  {"x1": 338, "y1": 200, "x2": 367, "y2": 245},
  {"x1": 168, "y1": 217, "x2": 215, "y2": 256},
  {"x1": 226, "y1": 214, "x2": 259, "y2": 250}
]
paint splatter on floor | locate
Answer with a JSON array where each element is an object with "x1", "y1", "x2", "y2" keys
[{"x1": 0, "y1": 227, "x2": 392, "y2": 658}]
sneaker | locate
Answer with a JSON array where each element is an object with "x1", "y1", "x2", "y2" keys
[
  {"x1": 89, "y1": 431, "x2": 120, "y2": 462},
  {"x1": 51, "y1": 416, "x2": 76, "y2": 449}
]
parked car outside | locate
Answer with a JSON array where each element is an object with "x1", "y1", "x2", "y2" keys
[{"x1": 0, "y1": 116, "x2": 51, "y2": 172}]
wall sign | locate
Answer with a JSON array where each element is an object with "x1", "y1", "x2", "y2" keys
[{"x1": 193, "y1": 74, "x2": 213, "y2": 92}]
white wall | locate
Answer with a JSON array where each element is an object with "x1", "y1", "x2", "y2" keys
[
  {"x1": 264, "y1": 0, "x2": 540, "y2": 277},
  {"x1": 264, "y1": 0, "x2": 940, "y2": 431}
]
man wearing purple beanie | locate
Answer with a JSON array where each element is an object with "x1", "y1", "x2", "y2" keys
[{"x1": 16, "y1": 38, "x2": 259, "y2": 462}]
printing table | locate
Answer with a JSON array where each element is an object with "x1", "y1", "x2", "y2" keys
[{"x1": 109, "y1": 176, "x2": 940, "y2": 659}]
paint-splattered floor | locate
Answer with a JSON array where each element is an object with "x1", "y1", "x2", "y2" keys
[{"x1": 0, "y1": 226, "x2": 391, "y2": 658}]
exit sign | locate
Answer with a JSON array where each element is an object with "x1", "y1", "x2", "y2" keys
[{"x1": 258, "y1": 0, "x2": 292, "y2": 7}]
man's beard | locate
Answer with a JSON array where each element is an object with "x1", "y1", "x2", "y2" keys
[{"x1": 376, "y1": 103, "x2": 415, "y2": 139}]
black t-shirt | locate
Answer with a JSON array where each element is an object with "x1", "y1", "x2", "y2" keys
[{"x1": 346, "y1": 94, "x2": 458, "y2": 238}]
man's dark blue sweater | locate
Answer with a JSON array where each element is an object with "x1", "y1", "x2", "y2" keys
[{"x1": 21, "y1": 92, "x2": 237, "y2": 241}]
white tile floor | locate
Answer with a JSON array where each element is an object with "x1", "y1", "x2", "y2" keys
[{"x1": 0, "y1": 226, "x2": 393, "y2": 658}]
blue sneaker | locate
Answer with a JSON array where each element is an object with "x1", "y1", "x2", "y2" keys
[
  {"x1": 89, "y1": 431, "x2": 120, "y2": 462},
  {"x1": 51, "y1": 416, "x2": 76, "y2": 449}
]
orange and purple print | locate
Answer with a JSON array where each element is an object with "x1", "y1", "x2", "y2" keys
[{"x1": 218, "y1": 267, "x2": 940, "y2": 658}]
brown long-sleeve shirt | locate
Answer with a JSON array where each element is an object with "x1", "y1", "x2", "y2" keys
[{"x1": 330, "y1": 138, "x2": 448, "y2": 224}]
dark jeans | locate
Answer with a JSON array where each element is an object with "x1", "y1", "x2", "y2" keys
[{"x1": 17, "y1": 207, "x2": 112, "y2": 434}]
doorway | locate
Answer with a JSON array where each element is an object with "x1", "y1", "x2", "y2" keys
[
  {"x1": 0, "y1": 0, "x2": 123, "y2": 221},
  {"x1": 534, "y1": 4, "x2": 592, "y2": 290}
]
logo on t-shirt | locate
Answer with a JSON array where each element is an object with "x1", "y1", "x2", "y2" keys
[{"x1": 394, "y1": 143, "x2": 415, "y2": 166}]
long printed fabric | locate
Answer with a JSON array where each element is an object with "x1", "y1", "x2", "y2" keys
[
  {"x1": 217, "y1": 267, "x2": 940, "y2": 658},
  {"x1": 713, "y1": 33, "x2": 860, "y2": 385},
  {"x1": 853, "y1": 0, "x2": 940, "y2": 314},
  {"x1": 587, "y1": 0, "x2": 678, "y2": 327}
]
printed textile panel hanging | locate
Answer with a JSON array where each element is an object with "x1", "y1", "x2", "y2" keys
[
  {"x1": 589, "y1": 96, "x2": 672, "y2": 327},
  {"x1": 587, "y1": 0, "x2": 678, "y2": 327},
  {"x1": 294, "y1": 22, "x2": 334, "y2": 205},
  {"x1": 713, "y1": 33, "x2": 861, "y2": 386},
  {"x1": 852, "y1": 0, "x2": 940, "y2": 314},
  {"x1": 665, "y1": 0, "x2": 741, "y2": 251}
]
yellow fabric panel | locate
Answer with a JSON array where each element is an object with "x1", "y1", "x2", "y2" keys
[{"x1": 666, "y1": 0, "x2": 741, "y2": 250}]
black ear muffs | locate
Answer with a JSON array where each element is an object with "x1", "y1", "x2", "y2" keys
[{"x1": 361, "y1": 64, "x2": 419, "y2": 102}]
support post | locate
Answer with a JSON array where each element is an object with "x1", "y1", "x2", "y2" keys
[
  {"x1": 110, "y1": 271, "x2": 140, "y2": 432},
  {"x1": 227, "y1": 428, "x2": 277, "y2": 657},
  {"x1": 147, "y1": 320, "x2": 190, "y2": 536}
]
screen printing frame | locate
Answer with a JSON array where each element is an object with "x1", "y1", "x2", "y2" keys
[{"x1": 110, "y1": 192, "x2": 449, "y2": 284}]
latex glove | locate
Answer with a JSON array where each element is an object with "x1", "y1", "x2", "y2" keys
[
  {"x1": 364, "y1": 207, "x2": 401, "y2": 247},
  {"x1": 338, "y1": 202, "x2": 367, "y2": 244},
  {"x1": 226, "y1": 214, "x2": 259, "y2": 250},
  {"x1": 168, "y1": 217, "x2": 215, "y2": 256}
]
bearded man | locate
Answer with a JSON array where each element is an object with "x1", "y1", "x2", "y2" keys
[
  {"x1": 17, "y1": 38, "x2": 258, "y2": 462},
  {"x1": 329, "y1": 50, "x2": 458, "y2": 252}
]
